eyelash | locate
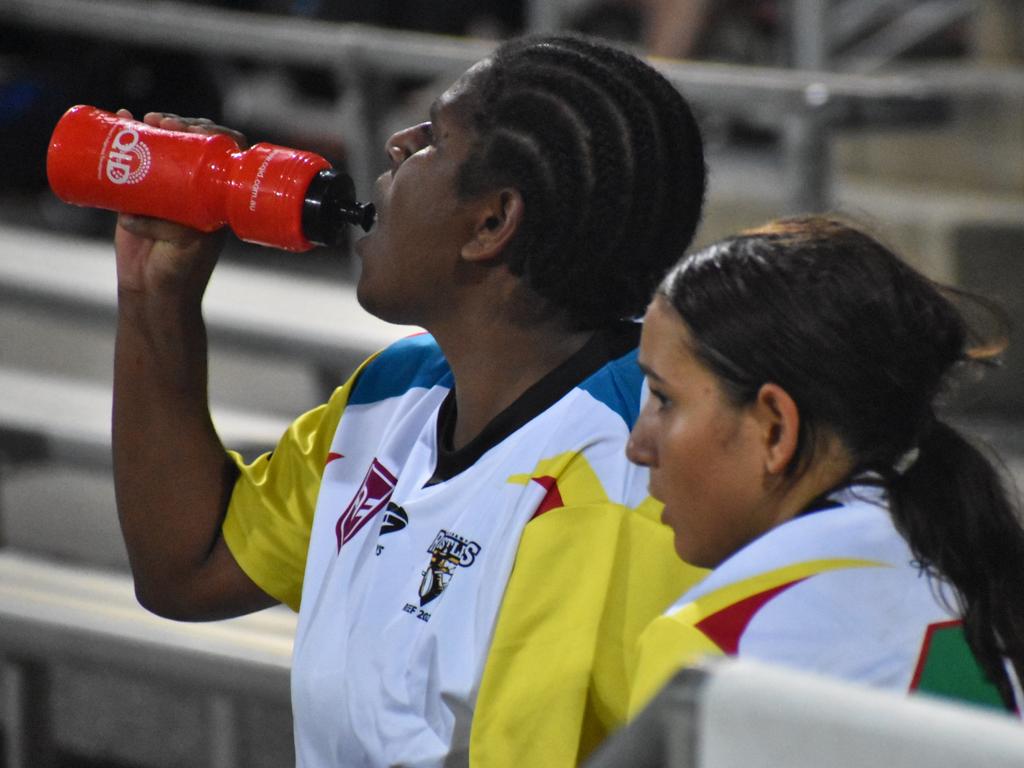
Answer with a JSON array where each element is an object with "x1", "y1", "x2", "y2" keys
[{"x1": 648, "y1": 386, "x2": 671, "y2": 410}]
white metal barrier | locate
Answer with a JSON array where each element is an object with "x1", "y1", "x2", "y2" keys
[{"x1": 587, "y1": 657, "x2": 1024, "y2": 768}]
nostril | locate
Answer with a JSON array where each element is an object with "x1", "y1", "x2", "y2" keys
[{"x1": 626, "y1": 437, "x2": 645, "y2": 466}]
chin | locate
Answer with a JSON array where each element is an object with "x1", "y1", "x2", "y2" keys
[
  {"x1": 673, "y1": 536, "x2": 717, "y2": 570},
  {"x1": 354, "y1": 273, "x2": 386, "y2": 319},
  {"x1": 355, "y1": 282, "x2": 417, "y2": 327}
]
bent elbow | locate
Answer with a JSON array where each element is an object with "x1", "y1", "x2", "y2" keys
[{"x1": 133, "y1": 579, "x2": 205, "y2": 622}]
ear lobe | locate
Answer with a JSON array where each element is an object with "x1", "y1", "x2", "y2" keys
[
  {"x1": 753, "y1": 382, "x2": 800, "y2": 476},
  {"x1": 461, "y1": 188, "x2": 524, "y2": 263}
]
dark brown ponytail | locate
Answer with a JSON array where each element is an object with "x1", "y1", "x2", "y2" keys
[{"x1": 659, "y1": 215, "x2": 1023, "y2": 707}]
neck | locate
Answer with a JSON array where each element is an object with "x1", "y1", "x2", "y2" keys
[
  {"x1": 430, "y1": 316, "x2": 592, "y2": 451},
  {"x1": 765, "y1": 440, "x2": 856, "y2": 530}
]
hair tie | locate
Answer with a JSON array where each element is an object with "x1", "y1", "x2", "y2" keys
[{"x1": 894, "y1": 446, "x2": 921, "y2": 475}]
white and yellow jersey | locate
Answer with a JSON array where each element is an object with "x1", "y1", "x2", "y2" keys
[
  {"x1": 223, "y1": 325, "x2": 703, "y2": 767},
  {"x1": 631, "y1": 482, "x2": 1014, "y2": 718}
]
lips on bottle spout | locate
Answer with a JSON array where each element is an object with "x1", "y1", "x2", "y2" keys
[{"x1": 302, "y1": 169, "x2": 376, "y2": 247}]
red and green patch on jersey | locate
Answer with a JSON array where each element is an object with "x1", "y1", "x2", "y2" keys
[{"x1": 910, "y1": 620, "x2": 1006, "y2": 711}]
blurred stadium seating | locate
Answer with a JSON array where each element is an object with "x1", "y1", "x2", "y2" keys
[{"x1": 0, "y1": 1, "x2": 1021, "y2": 765}]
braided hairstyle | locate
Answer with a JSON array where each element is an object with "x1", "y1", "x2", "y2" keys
[
  {"x1": 455, "y1": 33, "x2": 706, "y2": 330},
  {"x1": 658, "y1": 215, "x2": 1024, "y2": 709}
]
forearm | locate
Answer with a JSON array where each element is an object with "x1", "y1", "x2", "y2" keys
[{"x1": 112, "y1": 287, "x2": 241, "y2": 616}]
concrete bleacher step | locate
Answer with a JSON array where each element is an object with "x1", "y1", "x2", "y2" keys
[
  {"x1": 0, "y1": 550, "x2": 295, "y2": 694},
  {"x1": 0, "y1": 222, "x2": 418, "y2": 392},
  {"x1": 0, "y1": 367, "x2": 291, "y2": 469},
  {"x1": 0, "y1": 550, "x2": 296, "y2": 767}
]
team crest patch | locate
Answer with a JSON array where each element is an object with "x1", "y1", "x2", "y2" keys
[
  {"x1": 335, "y1": 458, "x2": 398, "y2": 551},
  {"x1": 416, "y1": 529, "x2": 482, "y2": 607}
]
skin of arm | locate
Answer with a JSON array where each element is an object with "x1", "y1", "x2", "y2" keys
[
  {"x1": 111, "y1": 113, "x2": 277, "y2": 621},
  {"x1": 643, "y1": 0, "x2": 713, "y2": 59}
]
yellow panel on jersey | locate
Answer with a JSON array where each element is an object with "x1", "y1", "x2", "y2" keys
[
  {"x1": 471, "y1": 494, "x2": 705, "y2": 767},
  {"x1": 223, "y1": 354, "x2": 379, "y2": 611},
  {"x1": 629, "y1": 558, "x2": 882, "y2": 716},
  {"x1": 507, "y1": 449, "x2": 608, "y2": 504}
]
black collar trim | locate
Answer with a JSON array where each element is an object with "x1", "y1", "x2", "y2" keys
[
  {"x1": 425, "y1": 322, "x2": 640, "y2": 486},
  {"x1": 797, "y1": 473, "x2": 887, "y2": 517}
]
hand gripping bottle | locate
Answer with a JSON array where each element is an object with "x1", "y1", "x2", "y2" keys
[{"x1": 46, "y1": 105, "x2": 375, "y2": 252}]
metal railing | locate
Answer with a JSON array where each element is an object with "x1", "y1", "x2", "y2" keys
[
  {"x1": 3, "y1": 0, "x2": 1019, "y2": 213},
  {"x1": 0, "y1": 551, "x2": 296, "y2": 768},
  {"x1": 586, "y1": 657, "x2": 1024, "y2": 767}
]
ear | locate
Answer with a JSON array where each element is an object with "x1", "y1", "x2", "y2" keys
[
  {"x1": 460, "y1": 188, "x2": 524, "y2": 263},
  {"x1": 751, "y1": 382, "x2": 800, "y2": 476}
]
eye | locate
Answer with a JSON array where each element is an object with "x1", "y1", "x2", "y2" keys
[
  {"x1": 420, "y1": 122, "x2": 435, "y2": 144},
  {"x1": 648, "y1": 385, "x2": 671, "y2": 411}
]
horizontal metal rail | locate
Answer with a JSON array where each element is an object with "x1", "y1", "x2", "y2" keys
[
  {"x1": 585, "y1": 657, "x2": 1024, "y2": 767},
  {"x1": 3, "y1": 0, "x2": 993, "y2": 106},
  {"x1": 3, "y1": 0, "x2": 1020, "y2": 213}
]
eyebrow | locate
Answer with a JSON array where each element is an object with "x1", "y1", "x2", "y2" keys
[
  {"x1": 638, "y1": 362, "x2": 664, "y2": 382},
  {"x1": 428, "y1": 99, "x2": 441, "y2": 129}
]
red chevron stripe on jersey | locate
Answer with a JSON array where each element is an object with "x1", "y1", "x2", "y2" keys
[
  {"x1": 529, "y1": 476, "x2": 565, "y2": 519},
  {"x1": 694, "y1": 579, "x2": 807, "y2": 655}
]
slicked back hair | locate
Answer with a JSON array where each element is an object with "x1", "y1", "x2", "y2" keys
[
  {"x1": 456, "y1": 34, "x2": 706, "y2": 329},
  {"x1": 659, "y1": 215, "x2": 1024, "y2": 709}
]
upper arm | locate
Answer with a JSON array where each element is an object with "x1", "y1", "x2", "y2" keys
[{"x1": 222, "y1": 371, "x2": 361, "y2": 612}]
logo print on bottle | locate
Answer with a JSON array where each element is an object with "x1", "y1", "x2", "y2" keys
[
  {"x1": 417, "y1": 529, "x2": 482, "y2": 607},
  {"x1": 335, "y1": 458, "x2": 397, "y2": 552},
  {"x1": 105, "y1": 127, "x2": 152, "y2": 185}
]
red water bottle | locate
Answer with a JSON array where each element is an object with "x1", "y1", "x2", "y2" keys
[{"x1": 46, "y1": 105, "x2": 375, "y2": 252}]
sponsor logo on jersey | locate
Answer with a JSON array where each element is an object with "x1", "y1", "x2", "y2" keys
[
  {"x1": 335, "y1": 458, "x2": 397, "y2": 551},
  {"x1": 416, "y1": 529, "x2": 482, "y2": 608},
  {"x1": 376, "y1": 502, "x2": 409, "y2": 556},
  {"x1": 380, "y1": 502, "x2": 409, "y2": 535}
]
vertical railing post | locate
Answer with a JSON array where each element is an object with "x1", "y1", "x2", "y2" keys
[
  {"x1": 783, "y1": 0, "x2": 834, "y2": 213},
  {"x1": 207, "y1": 692, "x2": 241, "y2": 768},
  {"x1": 526, "y1": 0, "x2": 564, "y2": 33},
  {"x1": 2, "y1": 659, "x2": 56, "y2": 768}
]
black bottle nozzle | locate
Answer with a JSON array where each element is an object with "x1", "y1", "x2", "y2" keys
[{"x1": 302, "y1": 168, "x2": 376, "y2": 247}]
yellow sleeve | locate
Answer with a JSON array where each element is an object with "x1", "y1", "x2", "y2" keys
[
  {"x1": 222, "y1": 355, "x2": 376, "y2": 611},
  {"x1": 628, "y1": 610, "x2": 723, "y2": 717},
  {"x1": 470, "y1": 498, "x2": 706, "y2": 767}
]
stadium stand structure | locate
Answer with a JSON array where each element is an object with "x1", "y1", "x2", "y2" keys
[{"x1": 0, "y1": 1, "x2": 1020, "y2": 765}]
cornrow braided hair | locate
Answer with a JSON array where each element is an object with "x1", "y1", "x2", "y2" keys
[{"x1": 457, "y1": 33, "x2": 706, "y2": 329}]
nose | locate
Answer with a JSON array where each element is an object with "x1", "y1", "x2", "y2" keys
[
  {"x1": 626, "y1": 403, "x2": 656, "y2": 468},
  {"x1": 385, "y1": 122, "x2": 431, "y2": 172}
]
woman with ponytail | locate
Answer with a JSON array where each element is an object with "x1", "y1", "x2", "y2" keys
[{"x1": 626, "y1": 215, "x2": 1024, "y2": 715}]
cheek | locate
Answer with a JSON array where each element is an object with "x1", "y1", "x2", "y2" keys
[{"x1": 654, "y1": 419, "x2": 761, "y2": 567}]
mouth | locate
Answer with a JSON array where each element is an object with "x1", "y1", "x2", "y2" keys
[
  {"x1": 353, "y1": 188, "x2": 384, "y2": 257},
  {"x1": 354, "y1": 201, "x2": 376, "y2": 233},
  {"x1": 364, "y1": 176, "x2": 389, "y2": 232}
]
